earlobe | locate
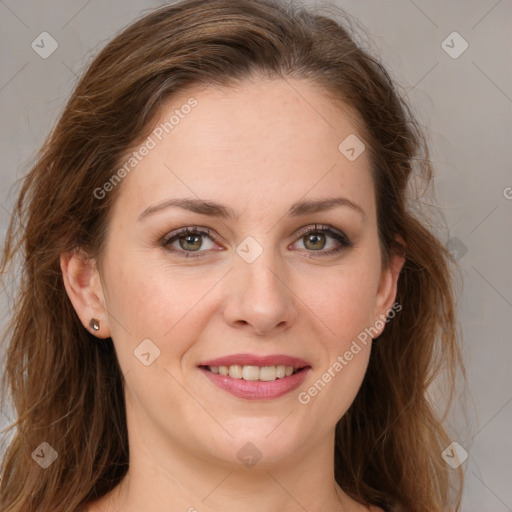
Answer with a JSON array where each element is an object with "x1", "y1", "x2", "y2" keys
[{"x1": 60, "y1": 249, "x2": 111, "y2": 338}]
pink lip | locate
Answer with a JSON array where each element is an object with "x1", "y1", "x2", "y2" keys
[
  {"x1": 199, "y1": 366, "x2": 311, "y2": 400},
  {"x1": 198, "y1": 353, "x2": 310, "y2": 368}
]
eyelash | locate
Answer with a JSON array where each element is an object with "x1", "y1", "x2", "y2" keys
[{"x1": 160, "y1": 224, "x2": 353, "y2": 259}]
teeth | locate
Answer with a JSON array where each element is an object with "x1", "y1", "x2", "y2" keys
[
  {"x1": 259, "y1": 366, "x2": 276, "y2": 381},
  {"x1": 228, "y1": 365, "x2": 243, "y2": 379},
  {"x1": 242, "y1": 365, "x2": 260, "y2": 381},
  {"x1": 209, "y1": 365, "x2": 298, "y2": 381}
]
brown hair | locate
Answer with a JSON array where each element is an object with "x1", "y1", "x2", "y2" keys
[{"x1": 0, "y1": 1, "x2": 465, "y2": 510}]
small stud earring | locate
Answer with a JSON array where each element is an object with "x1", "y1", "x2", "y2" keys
[{"x1": 89, "y1": 318, "x2": 100, "y2": 332}]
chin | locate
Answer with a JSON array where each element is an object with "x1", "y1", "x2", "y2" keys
[{"x1": 198, "y1": 425, "x2": 307, "y2": 469}]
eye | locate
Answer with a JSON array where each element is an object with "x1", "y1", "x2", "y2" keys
[
  {"x1": 162, "y1": 226, "x2": 217, "y2": 258},
  {"x1": 161, "y1": 224, "x2": 353, "y2": 259},
  {"x1": 291, "y1": 224, "x2": 353, "y2": 257}
]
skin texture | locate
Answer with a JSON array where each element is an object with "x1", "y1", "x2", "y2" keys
[{"x1": 61, "y1": 77, "x2": 403, "y2": 512}]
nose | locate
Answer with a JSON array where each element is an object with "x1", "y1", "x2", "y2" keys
[{"x1": 222, "y1": 247, "x2": 298, "y2": 336}]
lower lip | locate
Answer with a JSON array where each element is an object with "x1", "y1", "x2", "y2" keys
[{"x1": 199, "y1": 367, "x2": 311, "y2": 400}]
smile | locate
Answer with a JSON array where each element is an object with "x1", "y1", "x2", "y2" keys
[{"x1": 197, "y1": 354, "x2": 311, "y2": 400}]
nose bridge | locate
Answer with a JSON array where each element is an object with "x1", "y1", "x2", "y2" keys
[
  {"x1": 224, "y1": 233, "x2": 297, "y2": 334},
  {"x1": 237, "y1": 234, "x2": 287, "y2": 301}
]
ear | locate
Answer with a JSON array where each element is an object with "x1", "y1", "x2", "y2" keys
[
  {"x1": 372, "y1": 235, "x2": 406, "y2": 338},
  {"x1": 60, "y1": 248, "x2": 111, "y2": 338}
]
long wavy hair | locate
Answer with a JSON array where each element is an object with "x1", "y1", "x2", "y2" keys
[{"x1": 0, "y1": 1, "x2": 465, "y2": 511}]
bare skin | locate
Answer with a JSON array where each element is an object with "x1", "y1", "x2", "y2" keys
[{"x1": 62, "y1": 76, "x2": 401, "y2": 512}]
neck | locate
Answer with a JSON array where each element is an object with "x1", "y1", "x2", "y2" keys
[{"x1": 93, "y1": 398, "x2": 356, "y2": 512}]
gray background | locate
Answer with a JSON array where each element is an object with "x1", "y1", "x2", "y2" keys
[{"x1": 0, "y1": 1, "x2": 511, "y2": 510}]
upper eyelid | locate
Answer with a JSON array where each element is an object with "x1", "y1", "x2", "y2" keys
[{"x1": 294, "y1": 224, "x2": 349, "y2": 241}]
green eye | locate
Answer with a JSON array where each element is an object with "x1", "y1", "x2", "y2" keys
[
  {"x1": 293, "y1": 224, "x2": 353, "y2": 257},
  {"x1": 163, "y1": 227, "x2": 215, "y2": 257},
  {"x1": 161, "y1": 224, "x2": 353, "y2": 259}
]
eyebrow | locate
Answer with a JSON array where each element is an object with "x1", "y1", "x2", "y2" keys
[{"x1": 137, "y1": 196, "x2": 366, "y2": 222}]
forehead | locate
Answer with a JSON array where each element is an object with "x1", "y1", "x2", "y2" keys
[{"x1": 112, "y1": 78, "x2": 375, "y2": 221}]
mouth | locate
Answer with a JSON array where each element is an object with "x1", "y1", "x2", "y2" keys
[{"x1": 197, "y1": 354, "x2": 311, "y2": 400}]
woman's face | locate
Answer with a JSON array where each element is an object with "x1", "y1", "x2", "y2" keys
[{"x1": 65, "y1": 77, "x2": 402, "y2": 471}]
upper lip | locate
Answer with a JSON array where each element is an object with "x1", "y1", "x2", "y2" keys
[{"x1": 198, "y1": 353, "x2": 311, "y2": 368}]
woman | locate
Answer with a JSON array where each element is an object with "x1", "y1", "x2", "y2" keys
[{"x1": 0, "y1": 0, "x2": 465, "y2": 511}]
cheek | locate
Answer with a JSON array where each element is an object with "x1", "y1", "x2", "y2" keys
[
  {"x1": 103, "y1": 251, "x2": 221, "y2": 364},
  {"x1": 297, "y1": 265, "x2": 378, "y2": 420},
  {"x1": 300, "y1": 259, "x2": 381, "y2": 345}
]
